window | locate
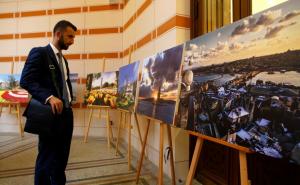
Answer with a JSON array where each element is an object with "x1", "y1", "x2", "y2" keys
[{"x1": 252, "y1": 0, "x2": 288, "y2": 14}]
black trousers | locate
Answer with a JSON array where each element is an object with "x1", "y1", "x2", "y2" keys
[{"x1": 34, "y1": 108, "x2": 73, "y2": 185}]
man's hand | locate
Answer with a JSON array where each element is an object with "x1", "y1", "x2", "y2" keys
[{"x1": 48, "y1": 96, "x2": 63, "y2": 114}]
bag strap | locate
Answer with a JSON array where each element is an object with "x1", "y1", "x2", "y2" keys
[{"x1": 43, "y1": 47, "x2": 62, "y2": 99}]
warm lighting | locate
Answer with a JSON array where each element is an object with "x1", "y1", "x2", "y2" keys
[
  {"x1": 152, "y1": 91, "x2": 158, "y2": 101},
  {"x1": 252, "y1": 0, "x2": 288, "y2": 14}
]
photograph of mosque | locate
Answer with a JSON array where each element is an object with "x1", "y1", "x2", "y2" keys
[{"x1": 117, "y1": 61, "x2": 140, "y2": 112}]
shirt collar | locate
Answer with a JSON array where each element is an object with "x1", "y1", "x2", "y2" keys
[{"x1": 49, "y1": 42, "x2": 61, "y2": 55}]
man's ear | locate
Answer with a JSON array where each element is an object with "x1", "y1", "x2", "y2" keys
[{"x1": 54, "y1": 31, "x2": 62, "y2": 38}]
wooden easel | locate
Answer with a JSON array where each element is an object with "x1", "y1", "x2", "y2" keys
[
  {"x1": 0, "y1": 102, "x2": 24, "y2": 137},
  {"x1": 115, "y1": 109, "x2": 132, "y2": 170},
  {"x1": 185, "y1": 131, "x2": 252, "y2": 185},
  {"x1": 114, "y1": 46, "x2": 144, "y2": 169},
  {"x1": 83, "y1": 57, "x2": 115, "y2": 147},
  {"x1": 135, "y1": 115, "x2": 176, "y2": 185},
  {"x1": 115, "y1": 110, "x2": 144, "y2": 170},
  {"x1": 7, "y1": 61, "x2": 15, "y2": 113},
  {"x1": 83, "y1": 105, "x2": 114, "y2": 147}
]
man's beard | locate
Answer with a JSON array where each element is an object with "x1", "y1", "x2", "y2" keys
[{"x1": 58, "y1": 36, "x2": 69, "y2": 50}]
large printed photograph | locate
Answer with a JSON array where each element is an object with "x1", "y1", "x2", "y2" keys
[
  {"x1": 0, "y1": 74, "x2": 28, "y2": 103},
  {"x1": 137, "y1": 45, "x2": 184, "y2": 124},
  {"x1": 84, "y1": 71, "x2": 118, "y2": 108},
  {"x1": 70, "y1": 73, "x2": 78, "y2": 103},
  {"x1": 177, "y1": 1, "x2": 300, "y2": 164},
  {"x1": 117, "y1": 61, "x2": 140, "y2": 112}
]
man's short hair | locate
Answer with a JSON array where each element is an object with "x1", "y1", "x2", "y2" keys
[{"x1": 53, "y1": 20, "x2": 77, "y2": 34}]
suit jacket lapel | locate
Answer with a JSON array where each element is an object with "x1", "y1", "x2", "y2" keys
[
  {"x1": 63, "y1": 57, "x2": 73, "y2": 100},
  {"x1": 46, "y1": 45, "x2": 60, "y2": 70},
  {"x1": 46, "y1": 44, "x2": 73, "y2": 100},
  {"x1": 46, "y1": 44, "x2": 63, "y2": 85}
]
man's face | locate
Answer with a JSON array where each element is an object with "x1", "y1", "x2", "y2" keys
[{"x1": 58, "y1": 26, "x2": 75, "y2": 50}]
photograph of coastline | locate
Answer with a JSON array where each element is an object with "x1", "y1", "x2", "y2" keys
[
  {"x1": 176, "y1": 1, "x2": 300, "y2": 164},
  {"x1": 0, "y1": 74, "x2": 28, "y2": 103},
  {"x1": 137, "y1": 45, "x2": 184, "y2": 124},
  {"x1": 84, "y1": 71, "x2": 118, "y2": 108},
  {"x1": 117, "y1": 61, "x2": 140, "y2": 112}
]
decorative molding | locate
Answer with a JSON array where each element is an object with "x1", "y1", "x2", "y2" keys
[
  {"x1": 0, "y1": 28, "x2": 121, "y2": 40},
  {"x1": 0, "y1": 3, "x2": 123, "y2": 19}
]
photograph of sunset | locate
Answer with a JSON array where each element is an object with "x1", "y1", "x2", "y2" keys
[{"x1": 137, "y1": 45, "x2": 184, "y2": 124}]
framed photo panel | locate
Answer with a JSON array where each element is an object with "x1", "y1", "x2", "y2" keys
[
  {"x1": 137, "y1": 44, "x2": 184, "y2": 124},
  {"x1": 117, "y1": 61, "x2": 140, "y2": 112},
  {"x1": 70, "y1": 73, "x2": 78, "y2": 103},
  {"x1": 84, "y1": 71, "x2": 118, "y2": 108},
  {"x1": 176, "y1": 1, "x2": 300, "y2": 164},
  {"x1": 0, "y1": 74, "x2": 28, "y2": 103}
]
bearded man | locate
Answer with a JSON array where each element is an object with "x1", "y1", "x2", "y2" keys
[{"x1": 20, "y1": 20, "x2": 77, "y2": 185}]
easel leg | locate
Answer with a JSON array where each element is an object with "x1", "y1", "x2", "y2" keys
[
  {"x1": 167, "y1": 125, "x2": 175, "y2": 185},
  {"x1": 158, "y1": 122, "x2": 164, "y2": 185},
  {"x1": 128, "y1": 113, "x2": 132, "y2": 170},
  {"x1": 134, "y1": 113, "x2": 147, "y2": 158},
  {"x1": 239, "y1": 151, "x2": 250, "y2": 185},
  {"x1": 109, "y1": 118, "x2": 114, "y2": 142},
  {"x1": 16, "y1": 104, "x2": 24, "y2": 137},
  {"x1": 84, "y1": 108, "x2": 94, "y2": 143},
  {"x1": 123, "y1": 113, "x2": 126, "y2": 128},
  {"x1": 185, "y1": 137, "x2": 203, "y2": 185},
  {"x1": 115, "y1": 111, "x2": 123, "y2": 155},
  {"x1": 0, "y1": 104, "x2": 2, "y2": 117},
  {"x1": 98, "y1": 109, "x2": 102, "y2": 119},
  {"x1": 106, "y1": 109, "x2": 111, "y2": 148},
  {"x1": 135, "y1": 119, "x2": 151, "y2": 184},
  {"x1": 134, "y1": 113, "x2": 143, "y2": 147}
]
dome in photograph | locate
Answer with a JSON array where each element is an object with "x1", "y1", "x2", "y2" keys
[{"x1": 271, "y1": 96, "x2": 279, "y2": 100}]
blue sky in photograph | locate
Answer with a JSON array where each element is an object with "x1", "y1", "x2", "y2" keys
[
  {"x1": 118, "y1": 61, "x2": 139, "y2": 91},
  {"x1": 184, "y1": 1, "x2": 300, "y2": 69},
  {"x1": 0, "y1": 74, "x2": 21, "y2": 83}
]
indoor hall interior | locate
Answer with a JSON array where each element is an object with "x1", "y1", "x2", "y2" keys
[{"x1": 1, "y1": 0, "x2": 299, "y2": 185}]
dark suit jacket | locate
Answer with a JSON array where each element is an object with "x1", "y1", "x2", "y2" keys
[{"x1": 20, "y1": 44, "x2": 73, "y2": 105}]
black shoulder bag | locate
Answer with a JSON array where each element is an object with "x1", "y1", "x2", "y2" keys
[{"x1": 23, "y1": 49, "x2": 62, "y2": 137}]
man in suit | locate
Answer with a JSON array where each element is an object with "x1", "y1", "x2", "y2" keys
[{"x1": 20, "y1": 20, "x2": 77, "y2": 185}]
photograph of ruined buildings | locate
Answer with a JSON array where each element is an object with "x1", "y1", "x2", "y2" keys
[
  {"x1": 137, "y1": 45, "x2": 184, "y2": 124},
  {"x1": 177, "y1": 1, "x2": 300, "y2": 164}
]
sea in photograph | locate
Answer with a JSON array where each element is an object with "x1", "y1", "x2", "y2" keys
[
  {"x1": 137, "y1": 100, "x2": 175, "y2": 124},
  {"x1": 193, "y1": 73, "x2": 240, "y2": 86},
  {"x1": 248, "y1": 71, "x2": 300, "y2": 87}
]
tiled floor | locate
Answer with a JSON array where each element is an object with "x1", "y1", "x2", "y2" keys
[
  {"x1": 0, "y1": 133, "x2": 203, "y2": 185},
  {"x1": 0, "y1": 133, "x2": 171, "y2": 185}
]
